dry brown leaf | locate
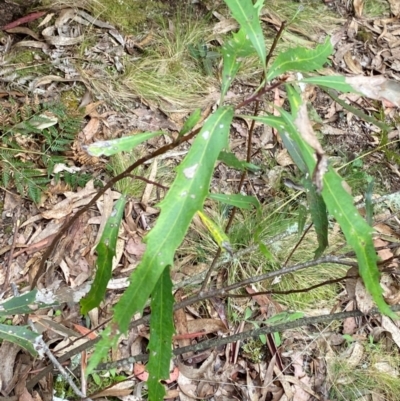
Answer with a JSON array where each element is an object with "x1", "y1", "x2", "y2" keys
[
  {"x1": 355, "y1": 278, "x2": 375, "y2": 313},
  {"x1": 0, "y1": 341, "x2": 20, "y2": 393},
  {"x1": 82, "y1": 117, "x2": 101, "y2": 142},
  {"x1": 4, "y1": 27, "x2": 41, "y2": 41},
  {"x1": 174, "y1": 289, "x2": 191, "y2": 358},
  {"x1": 18, "y1": 388, "x2": 34, "y2": 401},
  {"x1": 276, "y1": 148, "x2": 294, "y2": 167},
  {"x1": 343, "y1": 51, "x2": 364, "y2": 74},
  {"x1": 142, "y1": 158, "x2": 158, "y2": 205},
  {"x1": 346, "y1": 76, "x2": 400, "y2": 107},
  {"x1": 381, "y1": 316, "x2": 400, "y2": 349},
  {"x1": 343, "y1": 300, "x2": 358, "y2": 335},
  {"x1": 91, "y1": 380, "x2": 135, "y2": 399},
  {"x1": 388, "y1": 0, "x2": 400, "y2": 16},
  {"x1": 186, "y1": 318, "x2": 228, "y2": 335},
  {"x1": 41, "y1": 202, "x2": 73, "y2": 220},
  {"x1": 273, "y1": 365, "x2": 293, "y2": 399},
  {"x1": 353, "y1": 0, "x2": 365, "y2": 17},
  {"x1": 294, "y1": 103, "x2": 327, "y2": 192},
  {"x1": 346, "y1": 342, "x2": 365, "y2": 367},
  {"x1": 14, "y1": 41, "x2": 49, "y2": 50}
]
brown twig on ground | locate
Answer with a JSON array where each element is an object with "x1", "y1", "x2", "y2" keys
[
  {"x1": 27, "y1": 319, "x2": 93, "y2": 400},
  {"x1": 96, "y1": 304, "x2": 400, "y2": 371},
  {"x1": 27, "y1": 254, "x2": 357, "y2": 389}
]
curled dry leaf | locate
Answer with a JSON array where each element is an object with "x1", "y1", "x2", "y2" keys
[
  {"x1": 294, "y1": 103, "x2": 327, "y2": 192},
  {"x1": 346, "y1": 76, "x2": 400, "y2": 107},
  {"x1": 346, "y1": 342, "x2": 365, "y2": 368},
  {"x1": 91, "y1": 380, "x2": 135, "y2": 399},
  {"x1": 42, "y1": 26, "x2": 84, "y2": 46}
]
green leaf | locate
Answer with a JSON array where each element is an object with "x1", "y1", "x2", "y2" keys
[
  {"x1": 322, "y1": 169, "x2": 396, "y2": 319},
  {"x1": 218, "y1": 150, "x2": 261, "y2": 172},
  {"x1": 248, "y1": 97, "x2": 395, "y2": 318},
  {"x1": 224, "y1": 0, "x2": 266, "y2": 72},
  {"x1": 300, "y1": 76, "x2": 355, "y2": 93},
  {"x1": 0, "y1": 289, "x2": 59, "y2": 316},
  {"x1": 209, "y1": 193, "x2": 260, "y2": 211},
  {"x1": 112, "y1": 106, "x2": 234, "y2": 333},
  {"x1": 147, "y1": 267, "x2": 174, "y2": 401},
  {"x1": 83, "y1": 132, "x2": 164, "y2": 157},
  {"x1": 265, "y1": 311, "x2": 304, "y2": 324},
  {"x1": 365, "y1": 178, "x2": 374, "y2": 227},
  {"x1": 302, "y1": 177, "x2": 328, "y2": 258},
  {"x1": 0, "y1": 324, "x2": 40, "y2": 356},
  {"x1": 220, "y1": 28, "x2": 256, "y2": 99},
  {"x1": 179, "y1": 109, "x2": 201, "y2": 136},
  {"x1": 258, "y1": 243, "x2": 275, "y2": 263},
  {"x1": 267, "y1": 37, "x2": 333, "y2": 81},
  {"x1": 297, "y1": 204, "x2": 308, "y2": 236},
  {"x1": 81, "y1": 195, "x2": 127, "y2": 314},
  {"x1": 197, "y1": 209, "x2": 233, "y2": 254},
  {"x1": 87, "y1": 327, "x2": 119, "y2": 374}
]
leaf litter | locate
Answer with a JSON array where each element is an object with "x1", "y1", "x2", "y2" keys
[{"x1": 0, "y1": 0, "x2": 399, "y2": 400}]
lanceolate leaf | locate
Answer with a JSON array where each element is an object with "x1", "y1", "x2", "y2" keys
[
  {"x1": 301, "y1": 75, "x2": 400, "y2": 107},
  {"x1": 300, "y1": 75, "x2": 356, "y2": 93},
  {"x1": 147, "y1": 267, "x2": 174, "y2": 401},
  {"x1": 209, "y1": 193, "x2": 260, "y2": 211},
  {"x1": 247, "y1": 102, "x2": 395, "y2": 318},
  {"x1": 83, "y1": 131, "x2": 164, "y2": 157},
  {"x1": 302, "y1": 177, "x2": 328, "y2": 258},
  {"x1": 218, "y1": 151, "x2": 261, "y2": 172},
  {"x1": 221, "y1": 28, "x2": 256, "y2": 99},
  {"x1": 0, "y1": 289, "x2": 58, "y2": 316},
  {"x1": 267, "y1": 37, "x2": 333, "y2": 81},
  {"x1": 322, "y1": 168, "x2": 395, "y2": 319},
  {"x1": 0, "y1": 324, "x2": 40, "y2": 356},
  {"x1": 81, "y1": 195, "x2": 127, "y2": 314},
  {"x1": 197, "y1": 209, "x2": 232, "y2": 254},
  {"x1": 179, "y1": 109, "x2": 201, "y2": 136},
  {"x1": 224, "y1": 0, "x2": 266, "y2": 72},
  {"x1": 112, "y1": 106, "x2": 234, "y2": 333}
]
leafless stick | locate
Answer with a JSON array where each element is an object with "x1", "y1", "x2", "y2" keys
[
  {"x1": 96, "y1": 304, "x2": 400, "y2": 371},
  {"x1": 27, "y1": 320, "x2": 93, "y2": 401}
]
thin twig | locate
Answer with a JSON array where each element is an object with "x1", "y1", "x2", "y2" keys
[
  {"x1": 96, "y1": 304, "x2": 400, "y2": 371},
  {"x1": 27, "y1": 254, "x2": 357, "y2": 389},
  {"x1": 283, "y1": 222, "x2": 313, "y2": 266},
  {"x1": 127, "y1": 174, "x2": 169, "y2": 191},
  {"x1": 28, "y1": 320, "x2": 93, "y2": 401},
  {"x1": 176, "y1": 256, "x2": 357, "y2": 311}
]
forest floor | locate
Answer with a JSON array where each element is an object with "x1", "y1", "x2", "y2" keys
[{"x1": 0, "y1": 0, "x2": 400, "y2": 400}]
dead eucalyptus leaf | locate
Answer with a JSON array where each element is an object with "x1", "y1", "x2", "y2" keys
[
  {"x1": 4, "y1": 27, "x2": 41, "y2": 41},
  {"x1": 14, "y1": 41, "x2": 49, "y2": 50},
  {"x1": 294, "y1": 103, "x2": 326, "y2": 192},
  {"x1": 32, "y1": 75, "x2": 82, "y2": 89},
  {"x1": 346, "y1": 76, "x2": 400, "y2": 107},
  {"x1": 42, "y1": 26, "x2": 84, "y2": 46}
]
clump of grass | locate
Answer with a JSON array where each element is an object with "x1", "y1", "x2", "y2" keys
[
  {"x1": 121, "y1": 11, "x2": 217, "y2": 112},
  {"x1": 364, "y1": 0, "x2": 390, "y2": 17},
  {"x1": 328, "y1": 340, "x2": 400, "y2": 400}
]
